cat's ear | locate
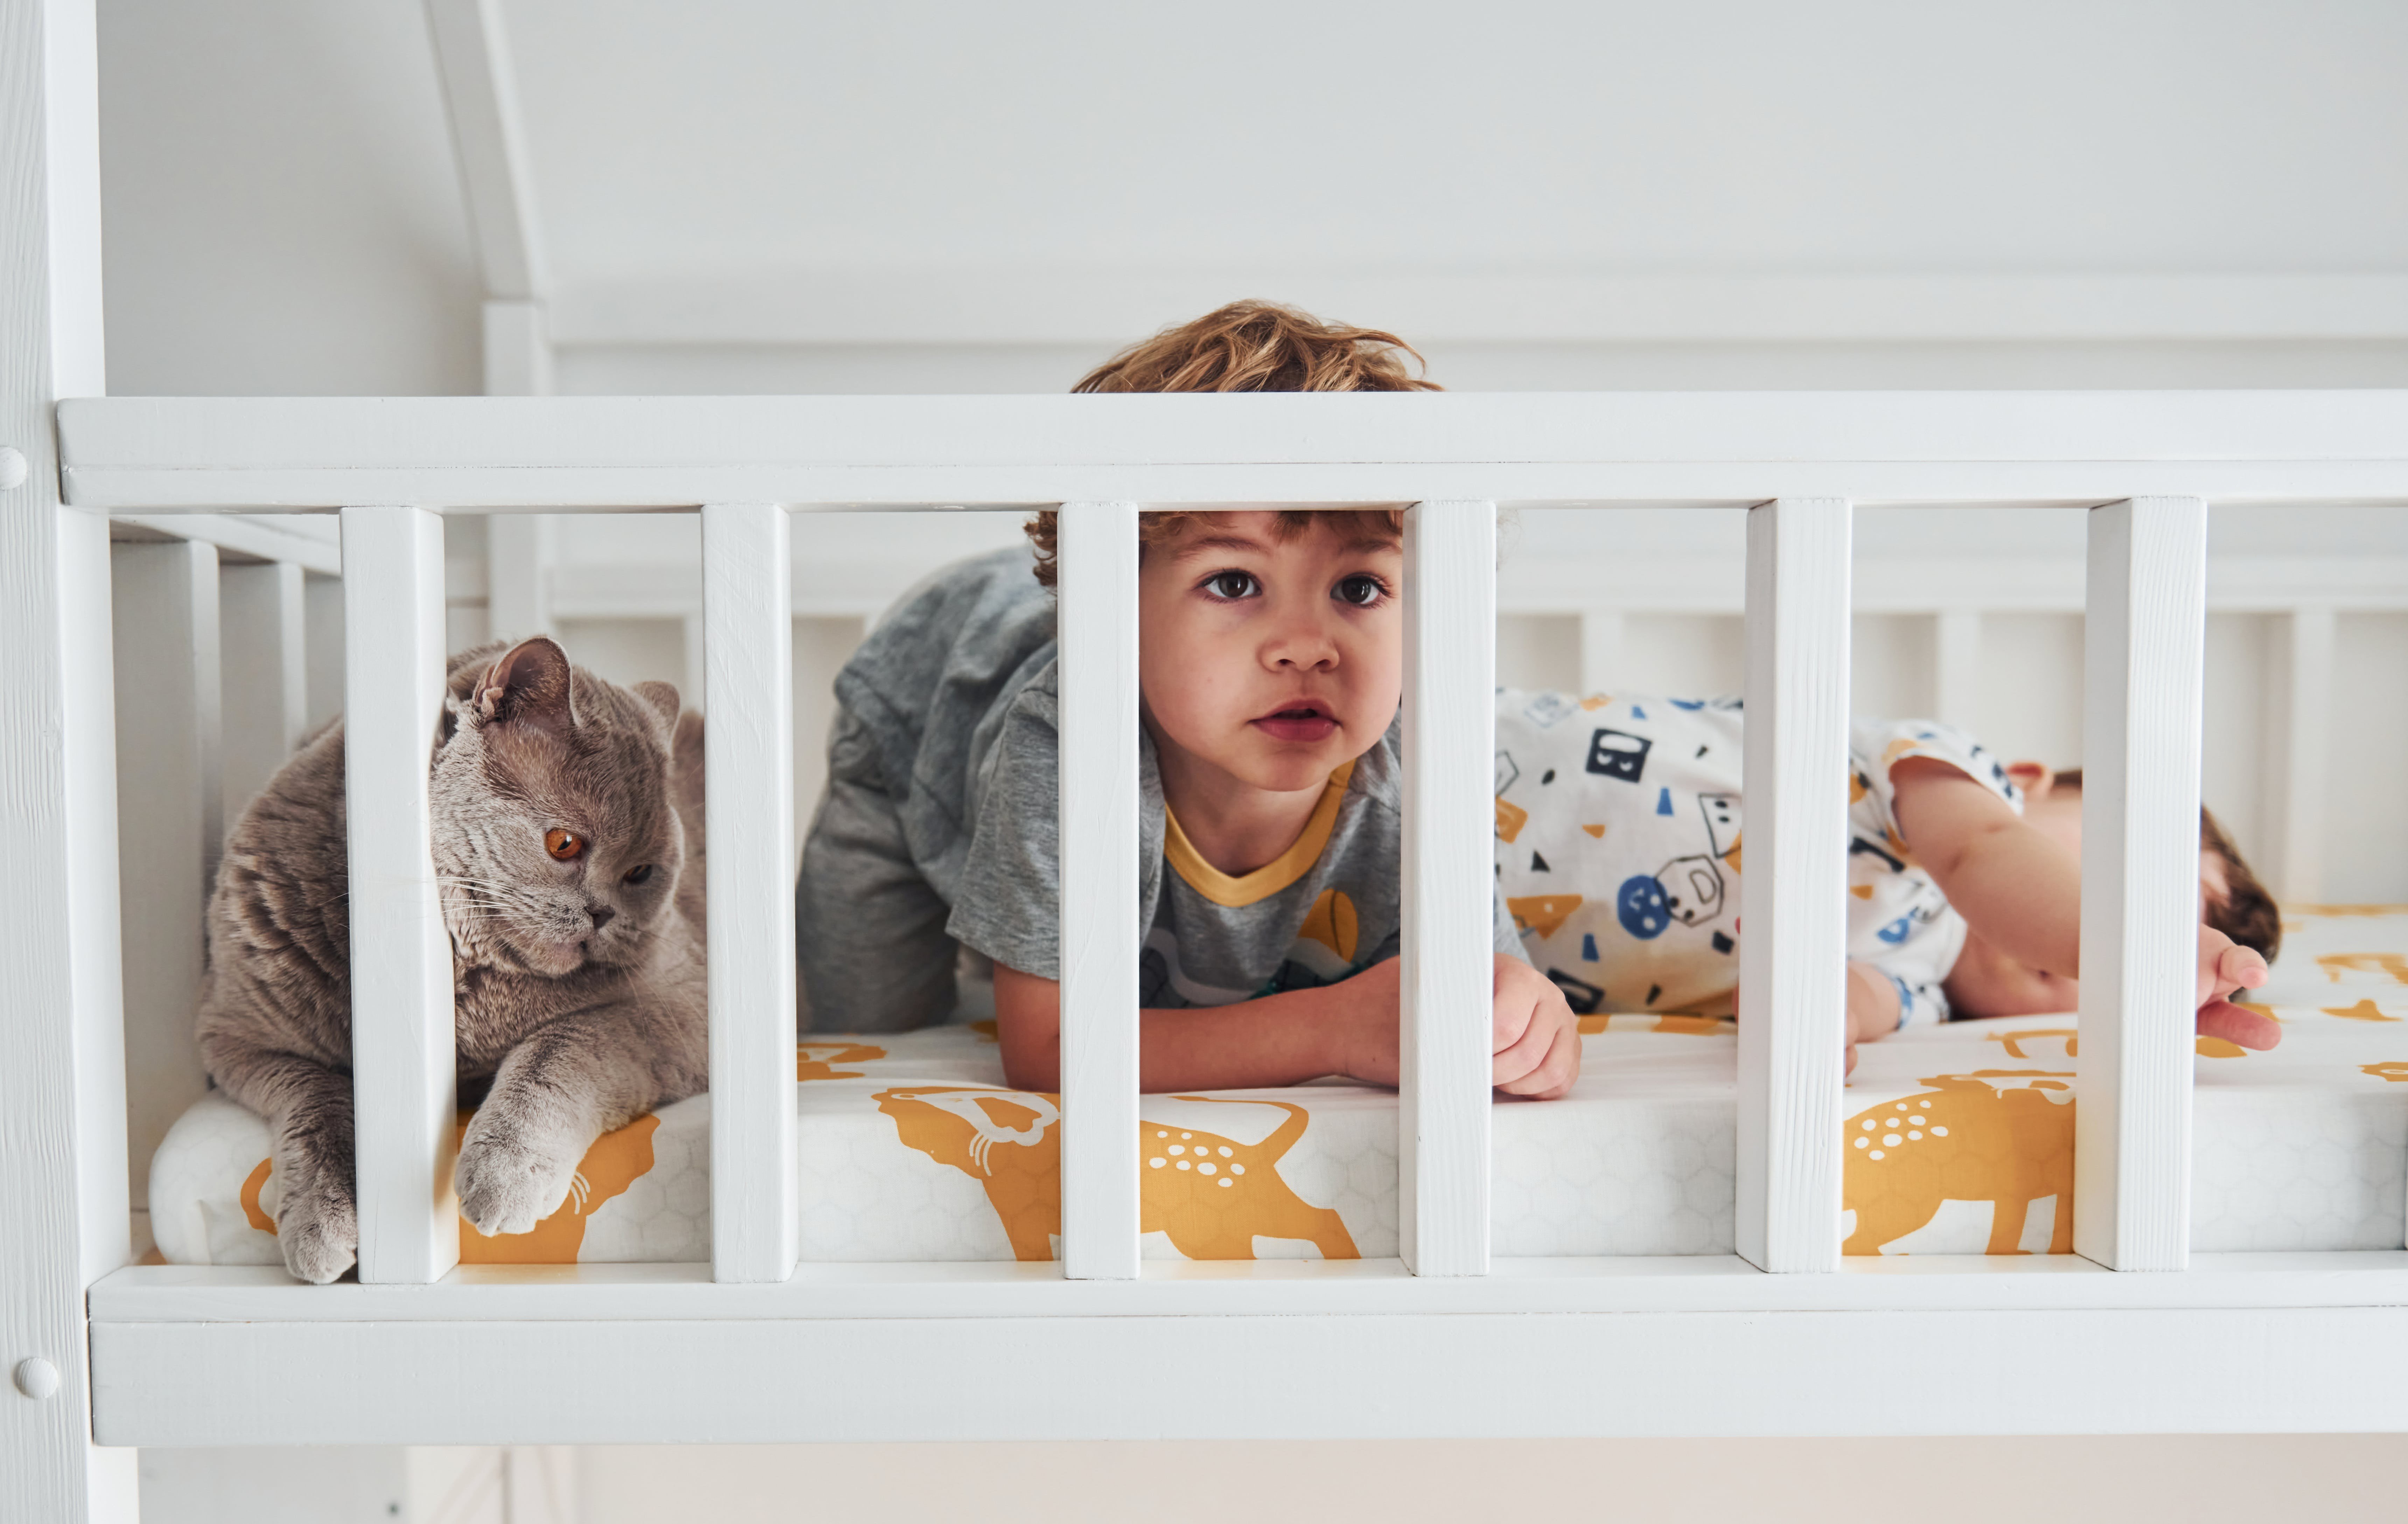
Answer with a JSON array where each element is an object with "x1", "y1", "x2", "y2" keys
[
  {"x1": 633, "y1": 681, "x2": 681, "y2": 733},
  {"x1": 474, "y1": 638, "x2": 577, "y2": 733}
]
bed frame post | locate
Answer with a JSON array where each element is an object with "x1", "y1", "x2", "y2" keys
[
  {"x1": 2075, "y1": 495, "x2": 2207, "y2": 1272},
  {"x1": 342, "y1": 506, "x2": 462, "y2": 1285},
  {"x1": 109, "y1": 540, "x2": 222, "y2": 1208},
  {"x1": 1736, "y1": 496, "x2": 1852, "y2": 1273},
  {"x1": 1401, "y1": 499, "x2": 1496, "y2": 1277},
  {"x1": 0, "y1": 0, "x2": 140, "y2": 1513},
  {"x1": 704, "y1": 503, "x2": 799, "y2": 1283},
  {"x1": 1057, "y1": 500, "x2": 1142, "y2": 1279}
]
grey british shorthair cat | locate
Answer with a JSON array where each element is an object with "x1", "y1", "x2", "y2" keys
[{"x1": 197, "y1": 636, "x2": 708, "y2": 1283}]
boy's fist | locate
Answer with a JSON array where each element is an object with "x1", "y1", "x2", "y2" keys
[
  {"x1": 2197, "y1": 925, "x2": 2280, "y2": 1051},
  {"x1": 1492, "y1": 956, "x2": 1581, "y2": 1099}
]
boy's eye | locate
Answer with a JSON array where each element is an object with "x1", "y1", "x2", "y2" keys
[
  {"x1": 1201, "y1": 570, "x2": 1260, "y2": 601},
  {"x1": 1333, "y1": 575, "x2": 1387, "y2": 607}
]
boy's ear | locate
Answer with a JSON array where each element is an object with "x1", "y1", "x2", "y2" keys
[{"x1": 2005, "y1": 760, "x2": 2051, "y2": 798}]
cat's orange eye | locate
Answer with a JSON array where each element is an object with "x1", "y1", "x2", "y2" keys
[
  {"x1": 622, "y1": 864, "x2": 652, "y2": 886},
  {"x1": 544, "y1": 828, "x2": 585, "y2": 861}
]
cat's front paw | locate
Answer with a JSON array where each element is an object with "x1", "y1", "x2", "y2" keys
[
  {"x1": 278, "y1": 1177, "x2": 358, "y2": 1284},
  {"x1": 456, "y1": 1114, "x2": 585, "y2": 1237}
]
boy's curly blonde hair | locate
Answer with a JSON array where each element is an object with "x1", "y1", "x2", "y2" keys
[{"x1": 1025, "y1": 300, "x2": 1438, "y2": 587}]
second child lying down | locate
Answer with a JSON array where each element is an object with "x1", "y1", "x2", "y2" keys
[{"x1": 1494, "y1": 693, "x2": 2282, "y2": 1066}]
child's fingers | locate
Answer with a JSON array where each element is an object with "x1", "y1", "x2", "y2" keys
[
  {"x1": 2224, "y1": 944, "x2": 2269, "y2": 989},
  {"x1": 1496, "y1": 1024, "x2": 1579, "y2": 1099},
  {"x1": 2198, "y1": 997, "x2": 2283, "y2": 1052},
  {"x1": 1491, "y1": 997, "x2": 1556, "y2": 1086}
]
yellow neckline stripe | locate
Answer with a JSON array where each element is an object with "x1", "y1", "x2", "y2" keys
[{"x1": 1163, "y1": 761, "x2": 1357, "y2": 908}]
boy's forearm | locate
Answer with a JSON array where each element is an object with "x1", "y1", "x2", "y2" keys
[{"x1": 994, "y1": 965, "x2": 1378, "y2": 1092}]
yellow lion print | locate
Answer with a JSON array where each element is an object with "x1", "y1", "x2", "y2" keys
[
  {"x1": 798, "y1": 1041, "x2": 887, "y2": 1081},
  {"x1": 874, "y1": 1085, "x2": 1357, "y2": 1262}
]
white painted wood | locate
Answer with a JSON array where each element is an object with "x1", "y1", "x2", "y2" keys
[
  {"x1": 2265, "y1": 607, "x2": 2334, "y2": 904},
  {"x1": 484, "y1": 514, "x2": 553, "y2": 641},
  {"x1": 86, "y1": 1301, "x2": 2408, "y2": 1446},
  {"x1": 1736, "y1": 497, "x2": 1852, "y2": 1273},
  {"x1": 1401, "y1": 500, "x2": 1496, "y2": 1278},
  {"x1": 702, "y1": 504, "x2": 798, "y2": 1283},
  {"x1": 83, "y1": 1252, "x2": 2408, "y2": 1325},
  {"x1": 110, "y1": 540, "x2": 222, "y2": 1206},
  {"x1": 54, "y1": 391, "x2": 2408, "y2": 513},
  {"x1": 219, "y1": 559, "x2": 309, "y2": 825},
  {"x1": 1577, "y1": 608, "x2": 1624, "y2": 695},
  {"x1": 481, "y1": 299, "x2": 553, "y2": 397},
  {"x1": 1, "y1": 0, "x2": 140, "y2": 1512},
  {"x1": 1932, "y1": 608, "x2": 1983, "y2": 730},
  {"x1": 1056, "y1": 501, "x2": 1141, "y2": 1281},
  {"x1": 424, "y1": 0, "x2": 548, "y2": 301},
  {"x1": 341, "y1": 506, "x2": 459, "y2": 1285},
  {"x1": 549, "y1": 269, "x2": 2408, "y2": 347},
  {"x1": 2076, "y1": 497, "x2": 2208, "y2": 1273},
  {"x1": 113, "y1": 512, "x2": 342, "y2": 575}
]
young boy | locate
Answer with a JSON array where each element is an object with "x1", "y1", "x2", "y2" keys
[
  {"x1": 1492, "y1": 696, "x2": 2282, "y2": 1068},
  {"x1": 797, "y1": 301, "x2": 1583, "y2": 1100}
]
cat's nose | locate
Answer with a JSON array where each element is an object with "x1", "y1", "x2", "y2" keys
[{"x1": 588, "y1": 904, "x2": 617, "y2": 930}]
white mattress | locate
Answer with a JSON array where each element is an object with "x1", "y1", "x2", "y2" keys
[{"x1": 151, "y1": 908, "x2": 2408, "y2": 1268}]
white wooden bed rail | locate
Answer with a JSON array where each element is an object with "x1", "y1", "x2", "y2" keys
[
  {"x1": 21, "y1": 390, "x2": 2407, "y2": 1457},
  {"x1": 33, "y1": 390, "x2": 2408, "y2": 1319}
]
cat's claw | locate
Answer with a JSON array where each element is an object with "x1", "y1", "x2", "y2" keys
[
  {"x1": 279, "y1": 1184, "x2": 358, "y2": 1285},
  {"x1": 456, "y1": 1125, "x2": 582, "y2": 1238}
]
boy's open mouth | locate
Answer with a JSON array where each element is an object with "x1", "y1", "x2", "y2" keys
[{"x1": 1253, "y1": 701, "x2": 1339, "y2": 744}]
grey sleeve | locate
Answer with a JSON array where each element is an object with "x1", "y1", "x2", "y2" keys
[{"x1": 944, "y1": 686, "x2": 1065, "y2": 980}]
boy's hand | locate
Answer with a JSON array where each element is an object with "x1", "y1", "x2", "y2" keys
[
  {"x1": 1492, "y1": 956, "x2": 1581, "y2": 1100},
  {"x1": 2197, "y1": 925, "x2": 2280, "y2": 1051}
]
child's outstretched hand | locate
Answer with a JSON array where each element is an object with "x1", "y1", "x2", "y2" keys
[
  {"x1": 1493, "y1": 956, "x2": 1581, "y2": 1099},
  {"x1": 2198, "y1": 925, "x2": 2280, "y2": 1051}
]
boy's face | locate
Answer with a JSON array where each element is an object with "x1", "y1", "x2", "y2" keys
[
  {"x1": 1137, "y1": 511, "x2": 1404, "y2": 796},
  {"x1": 1940, "y1": 768, "x2": 2228, "y2": 1019}
]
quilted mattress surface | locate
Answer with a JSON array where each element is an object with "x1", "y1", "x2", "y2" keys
[{"x1": 150, "y1": 908, "x2": 2408, "y2": 1267}]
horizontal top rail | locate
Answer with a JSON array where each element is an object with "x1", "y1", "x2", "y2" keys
[{"x1": 56, "y1": 391, "x2": 2408, "y2": 512}]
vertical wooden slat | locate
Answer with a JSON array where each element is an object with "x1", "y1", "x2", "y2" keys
[
  {"x1": 2075, "y1": 496, "x2": 2207, "y2": 1272},
  {"x1": 2265, "y1": 607, "x2": 2333, "y2": 905},
  {"x1": 704, "y1": 503, "x2": 798, "y2": 1283},
  {"x1": 1578, "y1": 608, "x2": 1625, "y2": 697},
  {"x1": 1736, "y1": 496, "x2": 1852, "y2": 1274},
  {"x1": 1401, "y1": 499, "x2": 1496, "y2": 1278},
  {"x1": 1932, "y1": 608, "x2": 1983, "y2": 732},
  {"x1": 1057, "y1": 500, "x2": 1141, "y2": 1280},
  {"x1": 303, "y1": 569, "x2": 347, "y2": 730},
  {"x1": 341, "y1": 505, "x2": 459, "y2": 1286},
  {"x1": 0, "y1": 0, "x2": 139, "y2": 1506},
  {"x1": 110, "y1": 539, "x2": 221, "y2": 1205},
  {"x1": 219, "y1": 558, "x2": 309, "y2": 826}
]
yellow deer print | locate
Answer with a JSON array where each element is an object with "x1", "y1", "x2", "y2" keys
[
  {"x1": 873, "y1": 1086, "x2": 1357, "y2": 1262},
  {"x1": 238, "y1": 1112, "x2": 663, "y2": 1265},
  {"x1": 1843, "y1": 1073, "x2": 2075, "y2": 1256},
  {"x1": 798, "y1": 1041, "x2": 887, "y2": 1081},
  {"x1": 2318, "y1": 953, "x2": 2408, "y2": 984}
]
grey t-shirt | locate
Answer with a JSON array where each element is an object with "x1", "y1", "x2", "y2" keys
[{"x1": 826, "y1": 548, "x2": 1522, "y2": 1004}]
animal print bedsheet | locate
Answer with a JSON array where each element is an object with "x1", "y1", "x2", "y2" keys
[{"x1": 149, "y1": 909, "x2": 2408, "y2": 1268}]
